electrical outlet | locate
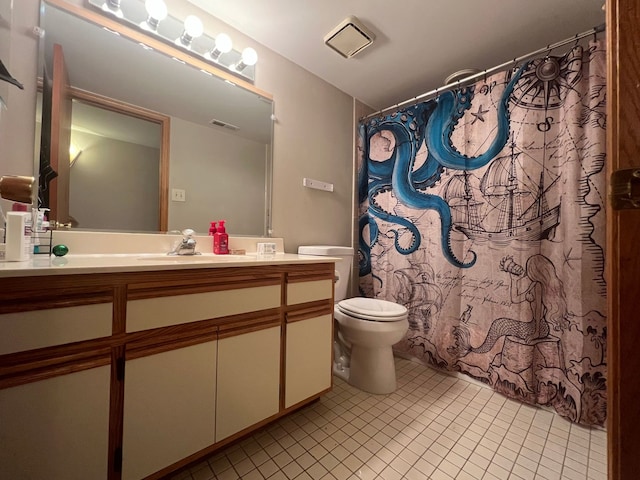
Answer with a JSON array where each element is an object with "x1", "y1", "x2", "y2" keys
[{"x1": 171, "y1": 188, "x2": 186, "y2": 202}]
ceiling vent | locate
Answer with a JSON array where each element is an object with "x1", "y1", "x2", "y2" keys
[
  {"x1": 208, "y1": 118, "x2": 239, "y2": 131},
  {"x1": 324, "y1": 16, "x2": 375, "y2": 59}
]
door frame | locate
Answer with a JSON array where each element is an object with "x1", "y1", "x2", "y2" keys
[{"x1": 606, "y1": 0, "x2": 640, "y2": 478}]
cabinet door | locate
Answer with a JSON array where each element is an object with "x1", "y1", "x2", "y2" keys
[
  {"x1": 216, "y1": 326, "x2": 281, "y2": 441},
  {"x1": 0, "y1": 366, "x2": 111, "y2": 480},
  {"x1": 122, "y1": 341, "x2": 217, "y2": 480},
  {"x1": 285, "y1": 314, "x2": 332, "y2": 408}
]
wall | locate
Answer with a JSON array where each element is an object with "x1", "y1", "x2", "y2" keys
[
  {"x1": 169, "y1": 117, "x2": 267, "y2": 235},
  {"x1": 1, "y1": 0, "x2": 356, "y2": 254},
  {"x1": 69, "y1": 130, "x2": 160, "y2": 231},
  {"x1": 0, "y1": 1, "x2": 40, "y2": 214},
  {"x1": 163, "y1": 0, "x2": 355, "y2": 252}
]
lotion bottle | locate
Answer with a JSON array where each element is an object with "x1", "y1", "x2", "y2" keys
[
  {"x1": 5, "y1": 211, "x2": 32, "y2": 261},
  {"x1": 208, "y1": 221, "x2": 217, "y2": 253},
  {"x1": 214, "y1": 220, "x2": 229, "y2": 254}
]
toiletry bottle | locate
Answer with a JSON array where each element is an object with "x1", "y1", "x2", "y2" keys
[
  {"x1": 209, "y1": 221, "x2": 217, "y2": 253},
  {"x1": 214, "y1": 220, "x2": 229, "y2": 254},
  {"x1": 5, "y1": 211, "x2": 32, "y2": 261}
]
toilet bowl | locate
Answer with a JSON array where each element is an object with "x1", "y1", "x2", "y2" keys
[{"x1": 298, "y1": 246, "x2": 409, "y2": 394}]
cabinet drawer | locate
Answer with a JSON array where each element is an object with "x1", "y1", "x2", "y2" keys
[
  {"x1": 287, "y1": 279, "x2": 333, "y2": 305},
  {"x1": 0, "y1": 303, "x2": 112, "y2": 355},
  {"x1": 127, "y1": 285, "x2": 281, "y2": 332}
]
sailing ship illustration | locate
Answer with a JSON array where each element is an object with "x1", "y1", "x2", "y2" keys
[{"x1": 442, "y1": 142, "x2": 560, "y2": 243}]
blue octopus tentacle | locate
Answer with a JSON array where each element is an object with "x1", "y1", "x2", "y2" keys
[
  {"x1": 426, "y1": 62, "x2": 529, "y2": 171},
  {"x1": 358, "y1": 214, "x2": 376, "y2": 276},
  {"x1": 392, "y1": 173, "x2": 476, "y2": 268},
  {"x1": 368, "y1": 204, "x2": 421, "y2": 254},
  {"x1": 387, "y1": 121, "x2": 477, "y2": 268}
]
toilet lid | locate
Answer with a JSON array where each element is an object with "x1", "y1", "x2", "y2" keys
[{"x1": 337, "y1": 297, "x2": 407, "y2": 322}]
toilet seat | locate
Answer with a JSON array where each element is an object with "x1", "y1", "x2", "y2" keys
[{"x1": 336, "y1": 297, "x2": 407, "y2": 322}]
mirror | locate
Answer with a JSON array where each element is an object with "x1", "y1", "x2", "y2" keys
[{"x1": 36, "y1": 0, "x2": 274, "y2": 236}]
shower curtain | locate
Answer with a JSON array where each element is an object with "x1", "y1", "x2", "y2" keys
[{"x1": 358, "y1": 41, "x2": 607, "y2": 426}]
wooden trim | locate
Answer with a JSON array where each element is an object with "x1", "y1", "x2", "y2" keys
[
  {"x1": 113, "y1": 285, "x2": 127, "y2": 335},
  {"x1": 159, "y1": 117, "x2": 170, "y2": 232},
  {"x1": 44, "y1": 0, "x2": 273, "y2": 101},
  {"x1": 125, "y1": 324, "x2": 218, "y2": 360},
  {"x1": 217, "y1": 313, "x2": 281, "y2": 340},
  {"x1": 109, "y1": 345, "x2": 125, "y2": 480},
  {"x1": 0, "y1": 342, "x2": 111, "y2": 389},
  {"x1": 68, "y1": 87, "x2": 170, "y2": 232},
  {"x1": 606, "y1": 0, "x2": 640, "y2": 477},
  {"x1": 286, "y1": 269, "x2": 336, "y2": 283},
  {"x1": 285, "y1": 300, "x2": 334, "y2": 323},
  {"x1": 127, "y1": 272, "x2": 282, "y2": 300},
  {"x1": 606, "y1": 2, "x2": 619, "y2": 478},
  {"x1": 0, "y1": 287, "x2": 113, "y2": 314}
]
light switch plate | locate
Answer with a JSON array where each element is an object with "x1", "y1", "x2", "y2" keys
[{"x1": 171, "y1": 188, "x2": 186, "y2": 202}]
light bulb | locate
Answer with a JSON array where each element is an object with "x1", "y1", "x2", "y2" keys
[
  {"x1": 241, "y1": 47, "x2": 258, "y2": 66},
  {"x1": 206, "y1": 33, "x2": 233, "y2": 61},
  {"x1": 234, "y1": 47, "x2": 258, "y2": 72},
  {"x1": 140, "y1": 0, "x2": 167, "y2": 31},
  {"x1": 176, "y1": 15, "x2": 203, "y2": 49},
  {"x1": 145, "y1": 0, "x2": 167, "y2": 20},
  {"x1": 184, "y1": 15, "x2": 203, "y2": 38},
  {"x1": 215, "y1": 33, "x2": 233, "y2": 54}
]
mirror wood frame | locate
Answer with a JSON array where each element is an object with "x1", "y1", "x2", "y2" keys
[{"x1": 41, "y1": 0, "x2": 274, "y2": 234}]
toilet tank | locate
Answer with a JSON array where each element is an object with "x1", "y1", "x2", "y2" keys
[{"x1": 298, "y1": 246, "x2": 353, "y2": 302}]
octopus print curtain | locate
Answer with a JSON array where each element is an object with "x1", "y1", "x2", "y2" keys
[{"x1": 358, "y1": 41, "x2": 607, "y2": 426}]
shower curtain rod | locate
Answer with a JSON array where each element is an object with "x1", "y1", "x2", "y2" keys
[{"x1": 362, "y1": 23, "x2": 606, "y2": 121}]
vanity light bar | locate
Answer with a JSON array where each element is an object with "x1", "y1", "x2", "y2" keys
[{"x1": 88, "y1": 0, "x2": 257, "y2": 82}]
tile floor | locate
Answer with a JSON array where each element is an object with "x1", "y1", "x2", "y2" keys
[{"x1": 171, "y1": 357, "x2": 607, "y2": 480}]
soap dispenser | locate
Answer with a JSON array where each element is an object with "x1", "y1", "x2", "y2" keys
[{"x1": 214, "y1": 220, "x2": 229, "y2": 254}]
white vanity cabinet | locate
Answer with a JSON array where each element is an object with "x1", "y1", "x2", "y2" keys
[
  {"x1": 0, "y1": 365, "x2": 111, "y2": 480},
  {"x1": 0, "y1": 261, "x2": 335, "y2": 480},
  {"x1": 216, "y1": 319, "x2": 281, "y2": 441},
  {"x1": 122, "y1": 341, "x2": 218, "y2": 480},
  {"x1": 285, "y1": 274, "x2": 334, "y2": 408},
  {"x1": 0, "y1": 282, "x2": 115, "y2": 479}
]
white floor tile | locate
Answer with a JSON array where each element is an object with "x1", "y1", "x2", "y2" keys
[{"x1": 177, "y1": 358, "x2": 606, "y2": 480}]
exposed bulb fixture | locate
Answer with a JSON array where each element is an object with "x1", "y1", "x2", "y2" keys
[
  {"x1": 140, "y1": 0, "x2": 167, "y2": 32},
  {"x1": 175, "y1": 15, "x2": 203, "y2": 49},
  {"x1": 101, "y1": 0, "x2": 123, "y2": 18},
  {"x1": 205, "y1": 33, "x2": 233, "y2": 61},
  {"x1": 234, "y1": 47, "x2": 258, "y2": 72},
  {"x1": 89, "y1": 0, "x2": 258, "y2": 81}
]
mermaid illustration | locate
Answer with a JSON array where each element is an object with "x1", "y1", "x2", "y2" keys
[{"x1": 450, "y1": 254, "x2": 569, "y2": 356}]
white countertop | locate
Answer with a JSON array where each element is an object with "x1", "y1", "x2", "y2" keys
[{"x1": 0, "y1": 253, "x2": 338, "y2": 277}]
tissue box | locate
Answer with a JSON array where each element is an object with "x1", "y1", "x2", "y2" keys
[{"x1": 257, "y1": 242, "x2": 277, "y2": 255}]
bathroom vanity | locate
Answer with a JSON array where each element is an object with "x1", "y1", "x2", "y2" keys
[{"x1": 0, "y1": 252, "x2": 335, "y2": 480}]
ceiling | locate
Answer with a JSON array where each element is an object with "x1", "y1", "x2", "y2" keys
[{"x1": 186, "y1": 0, "x2": 606, "y2": 111}]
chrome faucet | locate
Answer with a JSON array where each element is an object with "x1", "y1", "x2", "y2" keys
[{"x1": 168, "y1": 228, "x2": 201, "y2": 256}]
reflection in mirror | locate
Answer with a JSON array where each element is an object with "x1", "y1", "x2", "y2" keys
[
  {"x1": 69, "y1": 96, "x2": 164, "y2": 231},
  {"x1": 36, "y1": 0, "x2": 274, "y2": 236}
]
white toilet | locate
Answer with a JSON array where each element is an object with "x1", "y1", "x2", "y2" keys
[{"x1": 298, "y1": 246, "x2": 409, "y2": 394}]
